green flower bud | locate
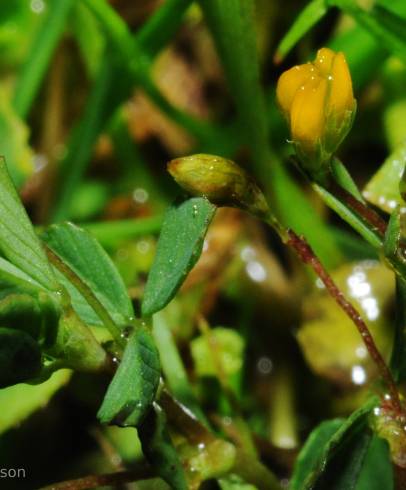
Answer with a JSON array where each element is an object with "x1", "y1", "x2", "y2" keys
[{"x1": 168, "y1": 154, "x2": 269, "y2": 217}]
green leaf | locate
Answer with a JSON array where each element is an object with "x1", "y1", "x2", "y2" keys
[
  {"x1": 0, "y1": 87, "x2": 34, "y2": 187},
  {"x1": 330, "y1": 0, "x2": 406, "y2": 64},
  {"x1": 383, "y1": 207, "x2": 406, "y2": 279},
  {"x1": 142, "y1": 197, "x2": 216, "y2": 317},
  {"x1": 0, "y1": 327, "x2": 42, "y2": 387},
  {"x1": 313, "y1": 183, "x2": 383, "y2": 249},
  {"x1": 363, "y1": 142, "x2": 406, "y2": 214},
  {"x1": 0, "y1": 369, "x2": 71, "y2": 434},
  {"x1": 139, "y1": 403, "x2": 188, "y2": 490},
  {"x1": 391, "y1": 277, "x2": 406, "y2": 382},
  {"x1": 97, "y1": 325, "x2": 160, "y2": 427},
  {"x1": 42, "y1": 222, "x2": 134, "y2": 328},
  {"x1": 274, "y1": 0, "x2": 328, "y2": 62},
  {"x1": 191, "y1": 327, "x2": 245, "y2": 377},
  {"x1": 291, "y1": 419, "x2": 344, "y2": 490},
  {"x1": 331, "y1": 158, "x2": 364, "y2": 202},
  {"x1": 303, "y1": 399, "x2": 376, "y2": 489},
  {"x1": 12, "y1": 0, "x2": 75, "y2": 118},
  {"x1": 137, "y1": 0, "x2": 193, "y2": 58},
  {"x1": 0, "y1": 257, "x2": 45, "y2": 295},
  {"x1": 49, "y1": 306, "x2": 107, "y2": 372},
  {"x1": 355, "y1": 436, "x2": 393, "y2": 490},
  {"x1": 0, "y1": 294, "x2": 45, "y2": 340},
  {"x1": 0, "y1": 160, "x2": 56, "y2": 291},
  {"x1": 219, "y1": 475, "x2": 256, "y2": 490}
]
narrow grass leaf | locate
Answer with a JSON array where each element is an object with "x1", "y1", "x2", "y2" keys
[
  {"x1": 12, "y1": 0, "x2": 75, "y2": 118},
  {"x1": 51, "y1": 53, "x2": 132, "y2": 222},
  {"x1": 274, "y1": 0, "x2": 328, "y2": 62},
  {"x1": 142, "y1": 197, "x2": 216, "y2": 317},
  {"x1": 331, "y1": 0, "x2": 406, "y2": 63},
  {"x1": 137, "y1": 0, "x2": 193, "y2": 57},
  {"x1": 198, "y1": 0, "x2": 342, "y2": 267}
]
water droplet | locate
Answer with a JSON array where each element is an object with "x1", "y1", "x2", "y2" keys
[
  {"x1": 121, "y1": 326, "x2": 133, "y2": 339},
  {"x1": 133, "y1": 188, "x2": 149, "y2": 204},
  {"x1": 30, "y1": 0, "x2": 45, "y2": 14},
  {"x1": 257, "y1": 356, "x2": 273, "y2": 374}
]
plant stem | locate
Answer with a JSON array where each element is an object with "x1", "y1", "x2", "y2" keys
[
  {"x1": 159, "y1": 389, "x2": 281, "y2": 490},
  {"x1": 39, "y1": 467, "x2": 153, "y2": 490},
  {"x1": 83, "y1": 215, "x2": 163, "y2": 247},
  {"x1": 44, "y1": 245, "x2": 125, "y2": 350},
  {"x1": 327, "y1": 180, "x2": 387, "y2": 237},
  {"x1": 286, "y1": 229, "x2": 403, "y2": 415}
]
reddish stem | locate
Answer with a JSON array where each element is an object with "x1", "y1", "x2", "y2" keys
[
  {"x1": 328, "y1": 181, "x2": 387, "y2": 237},
  {"x1": 40, "y1": 467, "x2": 152, "y2": 490},
  {"x1": 394, "y1": 465, "x2": 406, "y2": 490},
  {"x1": 287, "y1": 229, "x2": 402, "y2": 415}
]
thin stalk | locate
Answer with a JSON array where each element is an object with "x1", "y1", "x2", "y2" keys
[
  {"x1": 82, "y1": 215, "x2": 163, "y2": 247},
  {"x1": 152, "y1": 312, "x2": 207, "y2": 424},
  {"x1": 269, "y1": 364, "x2": 298, "y2": 450},
  {"x1": 159, "y1": 390, "x2": 281, "y2": 490},
  {"x1": 327, "y1": 180, "x2": 387, "y2": 237},
  {"x1": 255, "y1": 209, "x2": 403, "y2": 414},
  {"x1": 39, "y1": 467, "x2": 153, "y2": 490},
  {"x1": 286, "y1": 229, "x2": 403, "y2": 416},
  {"x1": 197, "y1": 315, "x2": 258, "y2": 457},
  {"x1": 44, "y1": 245, "x2": 125, "y2": 349}
]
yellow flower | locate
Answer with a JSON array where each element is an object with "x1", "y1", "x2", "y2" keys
[{"x1": 276, "y1": 48, "x2": 356, "y2": 178}]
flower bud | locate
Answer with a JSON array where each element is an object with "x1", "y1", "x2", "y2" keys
[
  {"x1": 276, "y1": 47, "x2": 356, "y2": 179},
  {"x1": 168, "y1": 154, "x2": 269, "y2": 217}
]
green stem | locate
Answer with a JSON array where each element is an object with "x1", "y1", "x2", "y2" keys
[
  {"x1": 159, "y1": 390, "x2": 281, "y2": 490},
  {"x1": 152, "y1": 312, "x2": 207, "y2": 424},
  {"x1": 136, "y1": 0, "x2": 193, "y2": 57},
  {"x1": 44, "y1": 245, "x2": 125, "y2": 349},
  {"x1": 269, "y1": 364, "x2": 298, "y2": 450},
  {"x1": 83, "y1": 215, "x2": 163, "y2": 248}
]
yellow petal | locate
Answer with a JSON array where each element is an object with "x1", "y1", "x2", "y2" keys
[
  {"x1": 276, "y1": 63, "x2": 315, "y2": 116},
  {"x1": 290, "y1": 77, "x2": 328, "y2": 148},
  {"x1": 328, "y1": 52, "x2": 355, "y2": 117},
  {"x1": 314, "y1": 47, "x2": 335, "y2": 77}
]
